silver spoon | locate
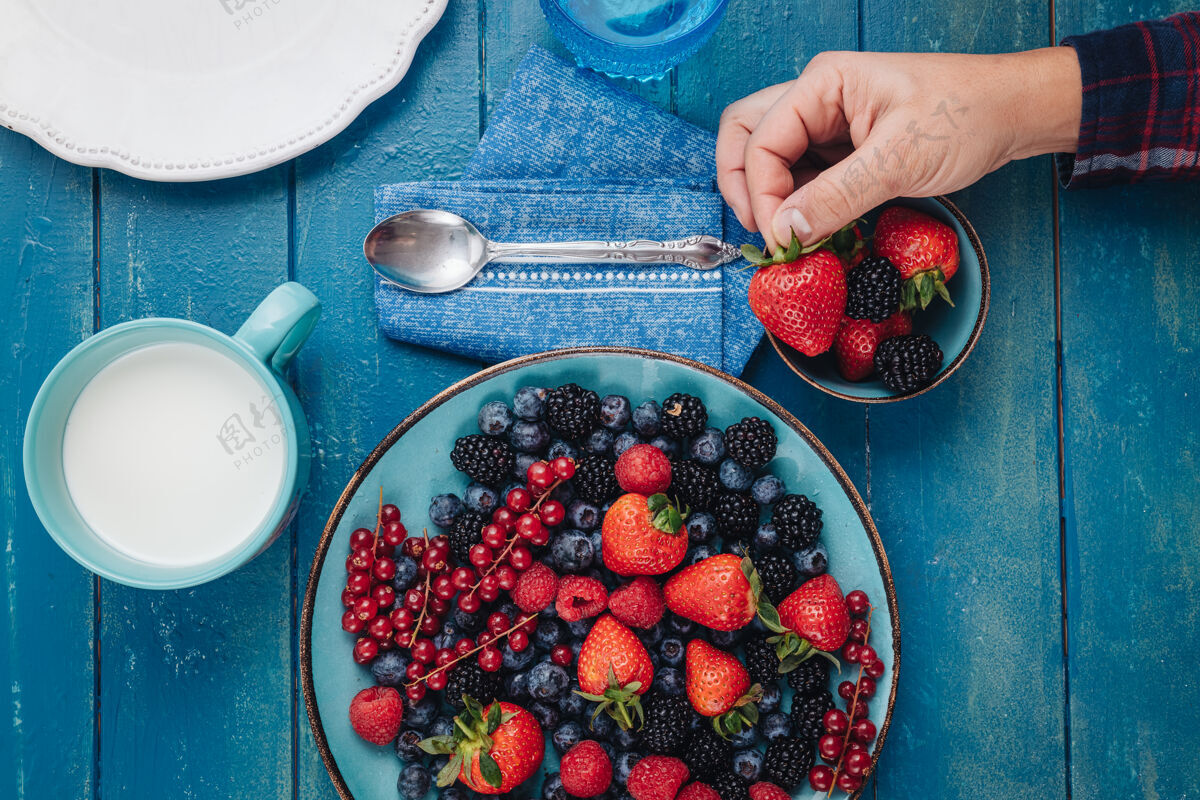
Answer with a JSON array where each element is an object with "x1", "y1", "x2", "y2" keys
[{"x1": 364, "y1": 209, "x2": 743, "y2": 294}]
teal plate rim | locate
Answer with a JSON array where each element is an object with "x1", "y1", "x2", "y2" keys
[{"x1": 300, "y1": 346, "x2": 901, "y2": 800}]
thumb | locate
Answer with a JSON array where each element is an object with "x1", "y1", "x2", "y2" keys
[{"x1": 770, "y1": 139, "x2": 900, "y2": 247}]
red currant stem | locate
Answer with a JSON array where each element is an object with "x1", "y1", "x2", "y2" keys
[
  {"x1": 407, "y1": 529, "x2": 433, "y2": 648},
  {"x1": 372, "y1": 487, "x2": 384, "y2": 553},
  {"x1": 829, "y1": 604, "x2": 874, "y2": 798},
  {"x1": 467, "y1": 476, "x2": 565, "y2": 595},
  {"x1": 403, "y1": 613, "x2": 537, "y2": 689}
]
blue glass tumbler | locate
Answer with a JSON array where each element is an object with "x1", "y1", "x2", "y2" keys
[{"x1": 540, "y1": 0, "x2": 731, "y2": 79}]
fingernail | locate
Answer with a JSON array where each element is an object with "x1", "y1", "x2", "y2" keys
[{"x1": 773, "y1": 207, "x2": 812, "y2": 247}]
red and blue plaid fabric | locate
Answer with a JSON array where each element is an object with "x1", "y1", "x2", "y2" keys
[{"x1": 1059, "y1": 12, "x2": 1200, "y2": 187}]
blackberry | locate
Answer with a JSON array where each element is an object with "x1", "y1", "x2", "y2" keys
[
  {"x1": 723, "y1": 417, "x2": 777, "y2": 469},
  {"x1": 875, "y1": 333, "x2": 945, "y2": 394},
  {"x1": 450, "y1": 434, "x2": 515, "y2": 486},
  {"x1": 845, "y1": 255, "x2": 902, "y2": 322},
  {"x1": 670, "y1": 460, "x2": 721, "y2": 510},
  {"x1": 742, "y1": 636, "x2": 779, "y2": 687},
  {"x1": 660, "y1": 393, "x2": 707, "y2": 439},
  {"x1": 682, "y1": 726, "x2": 732, "y2": 780},
  {"x1": 546, "y1": 383, "x2": 601, "y2": 440},
  {"x1": 773, "y1": 494, "x2": 823, "y2": 550},
  {"x1": 573, "y1": 454, "x2": 619, "y2": 505},
  {"x1": 444, "y1": 661, "x2": 502, "y2": 711},
  {"x1": 713, "y1": 492, "x2": 758, "y2": 540},
  {"x1": 762, "y1": 735, "x2": 815, "y2": 790},
  {"x1": 786, "y1": 657, "x2": 831, "y2": 697},
  {"x1": 709, "y1": 772, "x2": 751, "y2": 800},
  {"x1": 789, "y1": 690, "x2": 835, "y2": 745},
  {"x1": 753, "y1": 552, "x2": 797, "y2": 604},
  {"x1": 448, "y1": 510, "x2": 486, "y2": 564},
  {"x1": 637, "y1": 691, "x2": 694, "y2": 756}
]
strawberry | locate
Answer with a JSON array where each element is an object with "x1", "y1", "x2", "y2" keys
[
  {"x1": 420, "y1": 698, "x2": 544, "y2": 794},
  {"x1": 872, "y1": 205, "x2": 960, "y2": 311},
  {"x1": 511, "y1": 562, "x2": 559, "y2": 614},
  {"x1": 627, "y1": 755, "x2": 690, "y2": 800},
  {"x1": 760, "y1": 574, "x2": 851, "y2": 672},
  {"x1": 609, "y1": 575, "x2": 666, "y2": 629},
  {"x1": 748, "y1": 782, "x2": 792, "y2": 800},
  {"x1": 601, "y1": 493, "x2": 689, "y2": 576},
  {"x1": 678, "y1": 782, "x2": 722, "y2": 800},
  {"x1": 576, "y1": 613, "x2": 654, "y2": 730},
  {"x1": 663, "y1": 553, "x2": 762, "y2": 631},
  {"x1": 684, "y1": 639, "x2": 762, "y2": 737},
  {"x1": 615, "y1": 444, "x2": 672, "y2": 495},
  {"x1": 348, "y1": 686, "x2": 404, "y2": 745},
  {"x1": 560, "y1": 739, "x2": 613, "y2": 797},
  {"x1": 833, "y1": 311, "x2": 912, "y2": 382},
  {"x1": 744, "y1": 236, "x2": 848, "y2": 357}
]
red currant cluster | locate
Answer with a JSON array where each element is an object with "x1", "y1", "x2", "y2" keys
[
  {"x1": 339, "y1": 501, "x2": 413, "y2": 663},
  {"x1": 809, "y1": 590, "x2": 884, "y2": 795}
]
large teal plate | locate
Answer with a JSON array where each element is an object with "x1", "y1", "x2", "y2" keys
[{"x1": 301, "y1": 348, "x2": 900, "y2": 800}]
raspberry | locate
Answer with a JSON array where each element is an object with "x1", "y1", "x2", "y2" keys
[
  {"x1": 561, "y1": 739, "x2": 613, "y2": 797},
  {"x1": 748, "y1": 783, "x2": 791, "y2": 800},
  {"x1": 555, "y1": 575, "x2": 608, "y2": 622},
  {"x1": 679, "y1": 783, "x2": 721, "y2": 800},
  {"x1": 609, "y1": 576, "x2": 665, "y2": 629},
  {"x1": 348, "y1": 686, "x2": 404, "y2": 745},
  {"x1": 615, "y1": 444, "x2": 673, "y2": 495},
  {"x1": 628, "y1": 755, "x2": 691, "y2": 800},
  {"x1": 511, "y1": 562, "x2": 560, "y2": 614}
]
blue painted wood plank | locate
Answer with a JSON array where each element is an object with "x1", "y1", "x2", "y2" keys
[
  {"x1": 863, "y1": 3, "x2": 1067, "y2": 798},
  {"x1": 95, "y1": 170, "x2": 294, "y2": 799},
  {"x1": 0, "y1": 130, "x2": 97, "y2": 800},
  {"x1": 292, "y1": 2, "x2": 483, "y2": 796},
  {"x1": 1056, "y1": 4, "x2": 1200, "y2": 798}
]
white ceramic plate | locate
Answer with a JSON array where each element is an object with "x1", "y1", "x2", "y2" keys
[{"x1": 0, "y1": 0, "x2": 448, "y2": 181}]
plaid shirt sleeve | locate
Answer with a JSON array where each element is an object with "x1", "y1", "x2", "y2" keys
[{"x1": 1058, "y1": 12, "x2": 1200, "y2": 188}]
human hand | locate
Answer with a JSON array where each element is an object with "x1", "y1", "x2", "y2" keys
[{"x1": 716, "y1": 48, "x2": 1082, "y2": 252}]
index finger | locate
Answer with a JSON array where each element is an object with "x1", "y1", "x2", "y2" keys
[{"x1": 715, "y1": 82, "x2": 792, "y2": 231}]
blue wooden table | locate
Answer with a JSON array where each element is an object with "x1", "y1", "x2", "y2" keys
[{"x1": 3, "y1": 1, "x2": 1198, "y2": 798}]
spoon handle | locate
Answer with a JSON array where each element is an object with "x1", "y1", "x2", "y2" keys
[{"x1": 486, "y1": 235, "x2": 741, "y2": 271}]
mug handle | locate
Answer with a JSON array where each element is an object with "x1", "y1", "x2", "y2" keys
[{"x1": 234, "y1": 282, "x2": 321, "y2": 373}]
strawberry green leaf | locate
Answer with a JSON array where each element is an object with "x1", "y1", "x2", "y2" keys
[
  {"x1": 647, "y1": 493, "x2": 668, "y2": 513},
  {"x1": 782, "y1": 235, "x2": 802, "y2": 262},
  {"x1": 740, "y1": 243, "x2": 767, "y2": 264},
  {"x1": 436, "y1": 754, "x2": 463, "y2": 788},
  {"x1": 418, "y1": 735, "x2": 455, "y2": 755},
  {"x1": 934, "y1": 279, "x2": 954, "y2": 306},
  {"x1": 900, "y1": 280, "x2": 918, "y2": 312},
  {"x1": 463, "y1": 694, "x2": 484, "y2": 721},
  {"x1": 918, "y1": 275, "x2": 935, "y2": 309},
  {"x1": 478, "y1": 752, "x2": 503, "y2": 789},
  {"x1": 500, "y1": 711, "x2": 518, "y2": 723},
  {"x1": 756, "y1": 601, "x2": 785, "y2": 634},
  {"x1": 486, "y1": 701, "x2": 501, "y2": 734}
]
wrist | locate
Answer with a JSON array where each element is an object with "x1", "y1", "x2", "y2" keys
[{"x1": 1003, "y1": 46, "x2": 1082, "y2": 160}]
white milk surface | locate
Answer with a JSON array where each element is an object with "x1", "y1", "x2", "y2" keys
[{"x1": 62, "y1": 342, "x2": 289, "y2": 566}]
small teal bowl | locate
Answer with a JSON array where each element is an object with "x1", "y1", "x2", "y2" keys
[
  {"x1": 768, "y1": 196, "x2": 989, "y2": 402},
  {"x1": 301, "y1": 348, "x2": 899, "y2": 800}
]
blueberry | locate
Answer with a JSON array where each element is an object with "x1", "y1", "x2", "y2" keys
[
  {"x1": 514, "y1": 386, "x2": 548, "y2": 420},
  {"x1": 600, "y1": 395, "x2": 632, "y2": 430},
  {"x1": 428, "y1": 493, "x2": 463, "y2": 528},
  {"x1": 761, "y1": 711, "x2": 791, "y2": 742},
  {"x1": 639, "y1": 622, "x2": 664, "y2": 648},
  {"x1": 612, "y1": 431, "x2": 640, "y2": 458},
  {"x1": 615, "y1": 752, "x2": 643, "y2": 786},
  {"x1": 710, "y1": 628, "x2": 741, "y2": 648},
  {"x1": 793, "y1": 542, "x2": 829, "y2": 577},
  {"x1": 550, "y1": 480, "x2": 576, "y2": 505},
  {"x1": 392, "y1": 555, "x2": 420, "y2": 592},
  {"x1": 543, "y1": 773, "x2": 569, "y2": 800},
  {"x1": 530, "y1": 700, "x2": 560, "y2": 729},
  {"x1": 729, "y1": 726, "x2": 757, "y2": 749},
  {"x1": 503, "y1": 644, "x2": 537, "y2": 672},
  {"x1": 404, "y1": 696, "x2": 438, "y2": 730},
  {"x1": 452, "y1": 608, "x2": 484, "y2": 633},
  {"x1": 689, "y1": 427, "x2": 726, "y2": 465},
  {"x1": 649, "y1": 435, "x2": 679, "y2": 460},
  {"x1": 566, "y1": 499, "x2": 601, "y2": 531},
  {"x1": 732, "y1": 748, "x2": 763, "y2": 781},
  {"x1": 434, "y1": 620, "x2": 464, "y2": 651},
  {"x1": 510, "y1": 420, "x2": 551, "y2": 453},
  {"x1": 687, "y1": 545, "x2": 716, "y2": 566},
  {"x1": 656, "y1": 666, "x2": 685, "y2": 696},
  {"x1": 751, "y1": 474, "x2": 785, "y2": 506},
  {"x1": 759, "y1": 683, "x2": 781, "y2": 713},
  {"x1": 429, "y1": 716, "x2": 455, "y2": 738},
  {"x1": 666, "y1": 615, "x2": 696, "y2": 636},
  {"x1": 658, "y1": 637, "x2": 685, "y2": 667},
  {"x1": 513, "y1": 452, "x2": 541, "y2": 481},
  {"x1": 477, "y1": 400, "x2": 513, "y2": 436},
  {"x1": 551, "y1": 529, "x2": 594, "y2": 573},
  {"x1": 632, "y1": 401, "x2": 661, "y2": 437},
  {"x1": 443, "y1": 788, "x2": 470, "y2": 800},
  {"x1": 499, "y1": 600, "x2": 520, "y2": 620},
  {"x1": 598, "y1": 741, "x2": 617, "y2": 762},
  {"x1": 394, "y1": 729, "x2": 423, "y2": 761},
  {"x1": 535, "y1": 618, "x2": 564, "y2": 650},
  {"x1": 685, "y1": 511, "x2": 716, "y2": 543},
  {"x1": 506, "y1": 670, "x2": 531, "y2": 700},
  {"x1": 464, "y1": 482, "x2": 499, "y2": 515},
  {"x1": 754, "y1": 523, "x2": 779, "y2": 552},
  {"x1": 553, "y1": 720, "x2": 584, "y2": 753},
  {"x1": 558, "y1": 686, "x2": 587, "y2": 717},
  {"x1": 588, "y1": 531, "x2": 604, "y2": 561},
  {"x1": 370, "y1": 650, "x2": 409, "y2": 687},
  {"x1": 590, "y1": 712, "x2": 616, "y2": 740},
  {"x1": 548, "y1": 439, "x2": 580, "y2": 461},
  {"x1": 398, "y1": 764, "x2": 431, "y2": 799},
  {"x1": 529, "y1": 661, "x2": 571, "y2": 701},
  {"x1": 718, "y1": 458, "x2": 754, "y2": 491},
  {"x1": 584, "y1": 427, "x2": 615, "y2": 455},
  {"x1": 612, "y1": 726, "x2": 638, "y2": 749},
  {"x1": 566, "y1": 618, "x2": 591, "y2": 642}
]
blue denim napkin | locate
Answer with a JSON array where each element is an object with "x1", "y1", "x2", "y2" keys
[{"x1": 375, "y1": 46, "x2": 764, "y2": 374}]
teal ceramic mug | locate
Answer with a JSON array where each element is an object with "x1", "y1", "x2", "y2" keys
[{"x1": 23, "y1": 282, "x2": 321, "y2": 589}]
